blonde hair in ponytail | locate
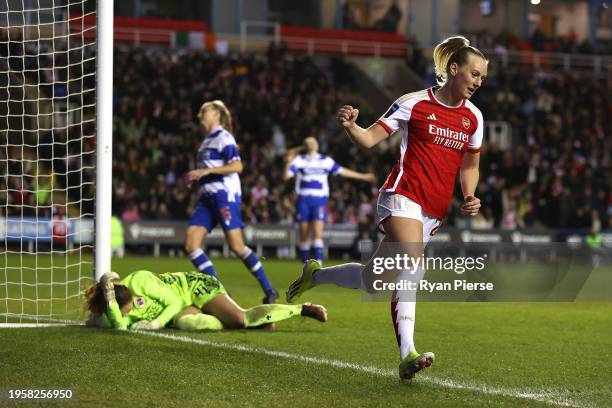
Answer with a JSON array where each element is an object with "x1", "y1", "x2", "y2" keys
[
  {"x1": 432, "y1": 35, "x2": 487, "y2": 86},
  {"x1": 202, "y1": 100, "x2": 234, "y2": 133}
]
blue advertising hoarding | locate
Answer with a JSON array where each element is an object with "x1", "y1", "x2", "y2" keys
[{"x1": 0, "y1": 217, "x2": 70, "y2": 242}]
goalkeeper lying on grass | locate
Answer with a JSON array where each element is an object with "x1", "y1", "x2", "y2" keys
[{"x1": 84, "y1": 270, "x2": 327, "y2": 331}]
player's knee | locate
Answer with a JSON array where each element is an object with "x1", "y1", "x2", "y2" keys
[
  {"x1": 229, "y1": 242, "x2": 245, "y2": 255},
  {"x1": 184, "y1": 240, "x2": 196, "y2": 253},
  {"x1": 184, "y1": 233, "x2": 203, "y2": 253},
  {"x1": 225, "y1": 312, "x2": 245, "y2": 329}
]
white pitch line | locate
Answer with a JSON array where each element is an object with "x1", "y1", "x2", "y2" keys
[
  {"x1": 0, "y1": 325, "x2": 587, "y2": 407},
  {"x1": 134, "y1": 330, "x2": 583, "y2": 408},
  {"x1": 0, "y1": 323, "x2": 79, "y2": 328}
]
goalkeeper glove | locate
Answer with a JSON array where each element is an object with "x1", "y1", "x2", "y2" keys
[
  {"x1": 131, "y1": 320, "x2": 162, "y2": 331},
  {"x1": 99, "y1": 272, "x2": 120, "y2": 303}
]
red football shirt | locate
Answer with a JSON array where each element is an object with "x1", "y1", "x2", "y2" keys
[{"x1": 376, "y1": 88, "x2": 484, "y2": 219}]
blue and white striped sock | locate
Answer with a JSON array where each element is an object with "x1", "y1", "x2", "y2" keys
[
  {"x1": 240, "y1": 247, "x2": 274, "y2": 294},
  {"x1": 313, "y1": 239, "x2": 324, "y2": 265},
  {"x1": 190, "y1": 249, "x2": 219, "y2": 280},
  {"x1": 299, "y1": 241, "x2": 311, "y2": 263}
]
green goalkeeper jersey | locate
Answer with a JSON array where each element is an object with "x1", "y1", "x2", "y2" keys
[{"x1": 104, "y1": 270, "x2": 225, "y2": 330}]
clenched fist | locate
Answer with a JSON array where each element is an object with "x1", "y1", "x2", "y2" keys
[
  {"x1": 336, "y1": 105, "x2": 359, "y2": 128},
  {"x1": 460, "y1": 195, "x2": 481, "y2": 216}
]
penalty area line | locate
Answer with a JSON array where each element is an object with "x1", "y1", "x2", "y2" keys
[{"x1": 134, "y1": 330, "x2": 581, "y2": 408}]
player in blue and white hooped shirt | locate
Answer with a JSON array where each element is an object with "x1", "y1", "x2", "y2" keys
[
  {"x1": 185, "y1": 100, "x2": 278, "y2": 304},
  {"x1": 284, "y1": 137, "x2": 376, "y2": 265}
]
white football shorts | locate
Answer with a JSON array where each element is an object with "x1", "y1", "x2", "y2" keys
[{"x1": 377, "y1": 192, "x2": 442, "y2": 245}]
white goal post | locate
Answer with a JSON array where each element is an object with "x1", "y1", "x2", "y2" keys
[
  {"x1": 94, "y1": 0, "x2": 112, "y2": 282},
  {"x1": 0, "y1": 0, "x2": 112, "y2": 324}
]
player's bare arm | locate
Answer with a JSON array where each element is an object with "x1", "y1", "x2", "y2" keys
[
  {"x1": 459, "y1": 152, "x2": 481, "y2": 216},
  {"x1": 283, "y1": 147, "x2": 301, "y2": 180},
  {"x1": 338, "y1": 168, "x2": 376, "y2": 184},
  {"x1": 336, "y1": 105, "x2": 389, "y2": 149},
  {"x1": 187, "y1": 160, "x2": 243, "y2": 182}
]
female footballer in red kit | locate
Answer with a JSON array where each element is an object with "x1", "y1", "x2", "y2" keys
[{"x1": 286, "y1": 35, "x2": 487, "y2": 380}]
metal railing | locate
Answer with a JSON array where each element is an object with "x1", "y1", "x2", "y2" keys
[
  {"x1": 280, "y1": 35, "x2": 409, "y2": 58},
  {"x1": 70, "y1": 19, "x2": 612, "y2": 75},
  {"x1": 239, "y1": 20, "x2": 409, "y2": 59},
  {"x1": 483, "y1": 48, "x2": 611, "y2": 76}
]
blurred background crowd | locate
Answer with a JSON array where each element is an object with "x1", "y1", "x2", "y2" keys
[
  {"x1": 110, "y1": 44, "x2": 379, "y2": 227},
  {"x1": 2, "y1": 13, "x2": 609, "y2": 233},
  {"x1": 107, "y1": 43, "x2": 610, "y2": 231}
]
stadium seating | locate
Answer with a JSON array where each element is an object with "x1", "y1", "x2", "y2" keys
[
  {"x1": 3, "y1": 39, "x2": 609, "y2": 231},
  {"x1": 469, "y1": 68, "x2": 610, "y2": 229},
  {"x1": 110, "y1": 43, "x2": 378, "y2": 225},
  {"x1": 110, "y1": 44, "x2": 611, "y2": 230}
]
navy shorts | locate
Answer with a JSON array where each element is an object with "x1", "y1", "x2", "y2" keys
[
  {"x1": 296, "y1": 195, "x2": 328, "y2": 222},
  {"x1": 190, "y1": 193, "x2": 244, "y2": 232}
]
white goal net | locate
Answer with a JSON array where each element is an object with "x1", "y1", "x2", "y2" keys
[{"x1": 0, "y1": 0, "x2": 98, "y2": 323}]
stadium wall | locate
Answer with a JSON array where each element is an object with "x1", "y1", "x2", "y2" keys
[
  {"x1": 320, "y1": 0, "x2": 338, "y2": 29},
  {"x1": 461, "y1": 0, "x2": 529, "y2": 39},
  {"x1": 551, "y1": 2, "x2": 590, "y2": 41}
]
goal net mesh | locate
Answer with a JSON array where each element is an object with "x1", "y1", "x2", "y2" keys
[{"x1": 1, "y1": 0, "x2": 96, "y2": 323}]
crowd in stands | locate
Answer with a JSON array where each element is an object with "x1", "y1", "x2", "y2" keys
[
  {"x1": 467, "y1": 67, "x2": 610, "y2": 230},
  {"x1": 109, "y1": 43, "x2": 610, "y2": 231},
  {"x1": 1, "y1": 29, "x2": 96, "y2": 219},
  {"x1": 111, "y1": 43, "x2": 379, "y2": 227},
  {"x1": 3, "y1": 38, "x2": 609, "y2": 232},
  {"x1": 464, "y1": 28, "x2": 611, "y2": 56}
]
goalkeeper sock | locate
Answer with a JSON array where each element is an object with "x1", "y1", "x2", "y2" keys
[
  {"x1": 312, "y1": 239, "x2": 324, "y2": 265},
  {"x1": 190, "y1": 249, "x2": 219, "y2": 280},
  {"x1": 312, "y1": 262, "x2": 363, "y2": 289},
  {"x1": 299, "y1": 241, "x2": 311, "y2": 263},
  {"x1": 176, "y1": 313, "x2": 224, "y2": 331},
  {"x1": 239, "y1": 247, "x2": 274, "y2": 294},
  {"x1": 243, "y1": 304, "x2": 302, "y2": 328}
]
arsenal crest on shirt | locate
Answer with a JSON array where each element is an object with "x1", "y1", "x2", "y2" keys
[{"x1": 462, "y1": 116, "x2": 471, "y2": 129}]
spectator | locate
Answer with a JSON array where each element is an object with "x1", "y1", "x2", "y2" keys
[{"x1": 122, "y1": 203, "x2": 141, "y2": 222}]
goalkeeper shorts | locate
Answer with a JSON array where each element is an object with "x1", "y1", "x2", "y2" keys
[
  {"x1": 181, "y1": 271, "x2": 227, "y2": 308},
  {"x1": 158, "y1": 271, "x2": 228, "y2": 309}
]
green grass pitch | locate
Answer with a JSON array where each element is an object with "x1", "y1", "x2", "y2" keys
[{"x1": 1, "y1": 255, "x2": 611, "y2": 407}]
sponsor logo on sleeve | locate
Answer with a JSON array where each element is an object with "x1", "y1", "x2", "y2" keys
[{"x1": 383, "y1": 103, "x2": 400, "y2": 118}]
